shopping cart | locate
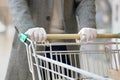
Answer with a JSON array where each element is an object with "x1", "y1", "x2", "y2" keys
[{"x1": 19, "y1": 33, "x2": 120, "y2": 80}]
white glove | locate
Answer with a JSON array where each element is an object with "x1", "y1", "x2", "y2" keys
[
  {"x1": 76, "y1": 28, "x2": 97, "y2": 42},
  {"x1": 25, "y1": 27, "x2": 46, "y2": 42}
]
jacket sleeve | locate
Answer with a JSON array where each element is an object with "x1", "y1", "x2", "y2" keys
[
  {"x1": 8, "y1": 0, "x2": 35, "y2": 33},
  {"x1": 75, "y1": 0, "x2": 96, "y2": 30}
]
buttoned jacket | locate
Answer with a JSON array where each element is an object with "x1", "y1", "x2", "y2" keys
[{"x1": 5, "y1": 0, "x2": 96, "y2": 80}]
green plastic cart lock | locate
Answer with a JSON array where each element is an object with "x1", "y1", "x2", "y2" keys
[{"x1": 19, "y1": 33, "x2": 29, "y2": 43}]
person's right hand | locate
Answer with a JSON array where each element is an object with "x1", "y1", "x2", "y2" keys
[{"x1": 25, "y1": 27, "x2": 46, "y2": 42}]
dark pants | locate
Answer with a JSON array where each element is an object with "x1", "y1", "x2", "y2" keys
[
  {"x1": 41, "y1": 45, "x2": 70, "y2": 80},
  {"x1": 45, "y1": 45, "x2": 70, "y2": 64}
]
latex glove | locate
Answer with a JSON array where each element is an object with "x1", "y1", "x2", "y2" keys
[
  {"x1": 76, "y1": 28, "x2": 97, "y2": 43},
  {"x1": 25, "y1": 27, "x2": 46, "y2": 42}
]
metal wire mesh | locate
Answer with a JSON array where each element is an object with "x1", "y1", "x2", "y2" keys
[{"x1": 25, "y1": 39, "x2": 120, "y2": 80}]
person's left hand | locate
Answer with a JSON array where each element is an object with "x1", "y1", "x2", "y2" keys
[{"x1": 76, "y1": 28, "x2": 97, "y2": 43}]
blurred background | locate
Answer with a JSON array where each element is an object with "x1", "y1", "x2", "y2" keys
[
  {"x1": 0, "y1": 0, "x2": 119, "y2": 80},
  {"x1": 0, "y1": 0, "x2": 14, "y2": 80}
]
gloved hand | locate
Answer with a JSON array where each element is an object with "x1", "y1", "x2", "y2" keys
[
  {"x1": 25, "y1": 27, "x2": 46, "y2": 42},
  {"x1": 76, "y1": 28, "x2": 97, "y2": 43}
]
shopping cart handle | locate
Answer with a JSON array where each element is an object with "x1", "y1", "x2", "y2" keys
[
  {"x1": 46, "y1": 33, "x2": 120, "y2": 40},
  {"x1": 19, "y1": 33, "x2": 120, "y2": 42},
  {"x1": 19, "y1": 33, "x2": 29, "y2": 43}
]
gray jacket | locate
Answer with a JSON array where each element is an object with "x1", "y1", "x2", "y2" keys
[{"x1": 5, "y1": 0, "x2": 96, "y2": 80}]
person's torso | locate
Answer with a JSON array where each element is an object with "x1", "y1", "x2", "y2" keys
[
  {"x1": 49, "y1": 0, "x2": 65, "y2": 34},
  {"x1": 27, "y1": 0, "x2": 78, "y2": 34}
]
